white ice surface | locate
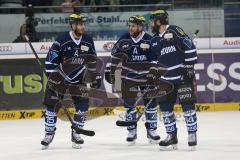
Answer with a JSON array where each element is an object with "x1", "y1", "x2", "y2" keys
[{"x1": 0, "y1": 111, "x2": 240, "y2": 160}]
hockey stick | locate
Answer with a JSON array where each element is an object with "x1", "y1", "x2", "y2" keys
[
  {"x1": 25, "y1": 35, "x2": 95, "y2": 136},
  {"x1": 116, "y1": 95, "x2": 153, "y2": 127},
  {"x1": 116, "y1": 29, "x2": 200, "y2": 127},
  {"x1": 116, "y1": 85, "x2": 153, "y2": 127}
]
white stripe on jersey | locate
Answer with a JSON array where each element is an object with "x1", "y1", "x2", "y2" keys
[
  {"x1": 122, "y1": 66, "x2": 149, "y2": 74},
  {"x1": 46, "y1": 69, "x2": 58, "y2": 73},
  {"x1": 167, "y1": 64, "x2": 183, "y2": 71},
  {"x1": 150, "y1": 61, "x2": 158, "y2": 64},
  {"x1": 185, "y1": 56, "x2": 197, "y2": 62},
  {"x1": 59, "y1": 65, "x2": 86, "y2": 82},
  {"x1": 161, "y1": 75, "x2": 181, "y2": 80},
  {"x1": 45, "y1": 61, "x2": 58, "y2": 65},
  {"x1": 121, "y1": 76, "x2": 146, "y2": 82},
  {"x1": 185, "y1": 49, "x2": 197, "y2": 53}
]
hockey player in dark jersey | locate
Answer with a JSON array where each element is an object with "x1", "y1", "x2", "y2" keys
[
  {"x1": 41, "y1": 13, "x2": 101, "y2": 149},
  {"x1": 105, "y1": 15, "x2": 160, "y2": 144},
  {"x1": 149, "y1": 10, "x2": 198, "y2": 150}
]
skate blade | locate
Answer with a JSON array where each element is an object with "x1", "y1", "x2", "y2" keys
[
  {"x1": 41, "y1": 145, "x2": 49, "y2": 150},
  {"x1": 127, "y1": 141, "x2": 136, "y2": 146},
  {"x1": 189, "y1": 145, "x2": 196, "y2": 151},
  {"x1": 72, "y1": 142, "x2": 82, "y2": 149},
  {"x1": 148, "y1": 139, "x2": 160, "y2": 144},
  {"x1": 159, "y1": 144, "x2": 178, "y2": 151}
]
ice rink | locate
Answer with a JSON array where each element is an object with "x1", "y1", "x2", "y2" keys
[{"x1": 0, "y1": 111, "x2": 240, "y2": 160}]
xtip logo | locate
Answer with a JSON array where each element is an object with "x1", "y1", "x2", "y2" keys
[{"x1": 19, "y1": 111, "x2": 36, "y2": 119}]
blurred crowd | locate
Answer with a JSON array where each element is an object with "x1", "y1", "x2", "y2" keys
[
  {"x1": 0, "y1": 0, "x2": 160, "y2": 7},
  {"x1": 0, "y1": 0, "x2": 228, "y2": 42},
  {"x1": 0, "y1": 0, "x2": 224, "y2": 13},
  {"x1": 0, "y1": 0, "x2": 165, "y2": 13}
]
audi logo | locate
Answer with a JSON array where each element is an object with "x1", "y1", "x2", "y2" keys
[
  {"x1": 103, "y1": 42, "x2": 115, "y2": 52},
  {"x1": 0, "y1": 46, "x2": 13, "y2": 52}
]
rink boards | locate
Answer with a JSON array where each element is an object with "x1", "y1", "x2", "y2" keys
[
  {"x1": 0, "y1": 103, "x2": 239, "y2": 120},
  {"x1": 0, "y1": 46, "x2": 240, "y2": 120}
]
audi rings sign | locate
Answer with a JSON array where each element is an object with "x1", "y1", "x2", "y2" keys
[
  {"x1": 0, "y1": 45, "x2": 12, "y2": 52},
  {"x1": 0, "y1": 43, "x2": 27, "y2": 54}
]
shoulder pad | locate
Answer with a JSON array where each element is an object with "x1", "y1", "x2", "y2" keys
[
  {"x1": 171, "y1": 26, "x2": 186, "y2": 37},
  {"x1": 143, "y1": 33, "x2": 153, "y2": 40},
  {"x1": 120, "y1": 33, "x2": 131, "y2": 40},
  {"x1": 55, "y1": 32, "x2": 69, "y2": 45}
]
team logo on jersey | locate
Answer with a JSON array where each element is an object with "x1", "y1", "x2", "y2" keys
[
  {"x1": 152, "y1": 42, "x2": 158, "y2": 47},
  {"x1": 164, "y1": 33, "x2": 173, "y2": 40},
  {"x1": 81, "y1": 45, "x2": 89, "y2": 52},
  {"x1": 183, "y1": 37, "x2": 193, "y2": 48},
  {"x1": 132, "y1": 55, "x2": 147, "y2": 61},
  {"x1": 140, "y1": 43, "x2": 150, "y2": 50},
  {"x1": 117, "y1": 39, "x2": 132, "y2": 51},
  {"x1": 49, "y1": 51, "x2": 58, "y2": 62},
  {"x1": 161, "y1": 45, "x2": 176, "y2": 55}
]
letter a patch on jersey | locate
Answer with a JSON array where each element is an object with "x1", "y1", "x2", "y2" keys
[
  {"x1": 133, "y1": 47, "x2": 138, "y2": 55},
  {"x1": 74, "y1": 50, "x2": 79, "y2": 57}
]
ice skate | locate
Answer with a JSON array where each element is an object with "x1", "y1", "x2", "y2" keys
[{"x1": 159, "y1": 133, "x2": 178, "y2": 151}]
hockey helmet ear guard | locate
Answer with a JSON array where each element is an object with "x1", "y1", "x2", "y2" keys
[
  {"x1": 150, "y1": 10, "x2": 169, "y2": 25},
  {"x1": 129, "y1": 15, "x2": 146, "y2": 26},
  {"x1": 69, "y1": 13, "x2": 88, "y2": 24}
]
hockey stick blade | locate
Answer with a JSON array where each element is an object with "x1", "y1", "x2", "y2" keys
[
  {"x1": 72, "y1": 125, "x2": 95, "y2": 136},
  {"x1": 116, "y1": 120, "x2": 137, "y2": 127}
]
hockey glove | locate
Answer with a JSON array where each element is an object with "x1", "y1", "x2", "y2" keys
[
  {"x1": 104, "y1": 63, "x2": 114, "y2": 84},
  {"x1": 90, "y1": 73, "x2": 102, "y2": 89},
  {"x1": 178, "y1": 65, "x2": 197, "y2": 104},
  {"x1": 182, "y1": 65, "x2": 195, "y2": 82}
]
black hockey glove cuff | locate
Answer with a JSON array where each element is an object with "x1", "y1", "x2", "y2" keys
[
  {"x1": 182, "y1": 65, "x2": 195, "y2": 82},
  {"x1": 90, "y1": 73, "x2": 102, "y2": 89},
  {"x1": 104, "y1": 63, "x2": 115, "y2": 84}
]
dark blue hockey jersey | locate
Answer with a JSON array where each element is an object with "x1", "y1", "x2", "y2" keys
[
  {"x1": 111, "y1": 31, "x2": 155, "y2": 80},
  {"x1": 150, "y1": 25, "x2": 197, "y2": 82},
  {"x1": 45, "y1": 31, "x2": 96, "y2": 84},
  {"x1": 112, "y1": 31, "x2": 153, "y2": 62}
]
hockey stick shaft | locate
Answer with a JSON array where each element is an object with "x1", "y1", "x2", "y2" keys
[
  {"x1": 25, "y1": 35, "x2": 46, "y2": 75},
  {"x1": 25, "y1": 35, "x2": 95, "y2": 136},
  {"x1": 116, "y1": 87, "x2": 152, "y2": 127},
  {"x1": 24, "y1": 35, "x2": 73, "y2": 122}
]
